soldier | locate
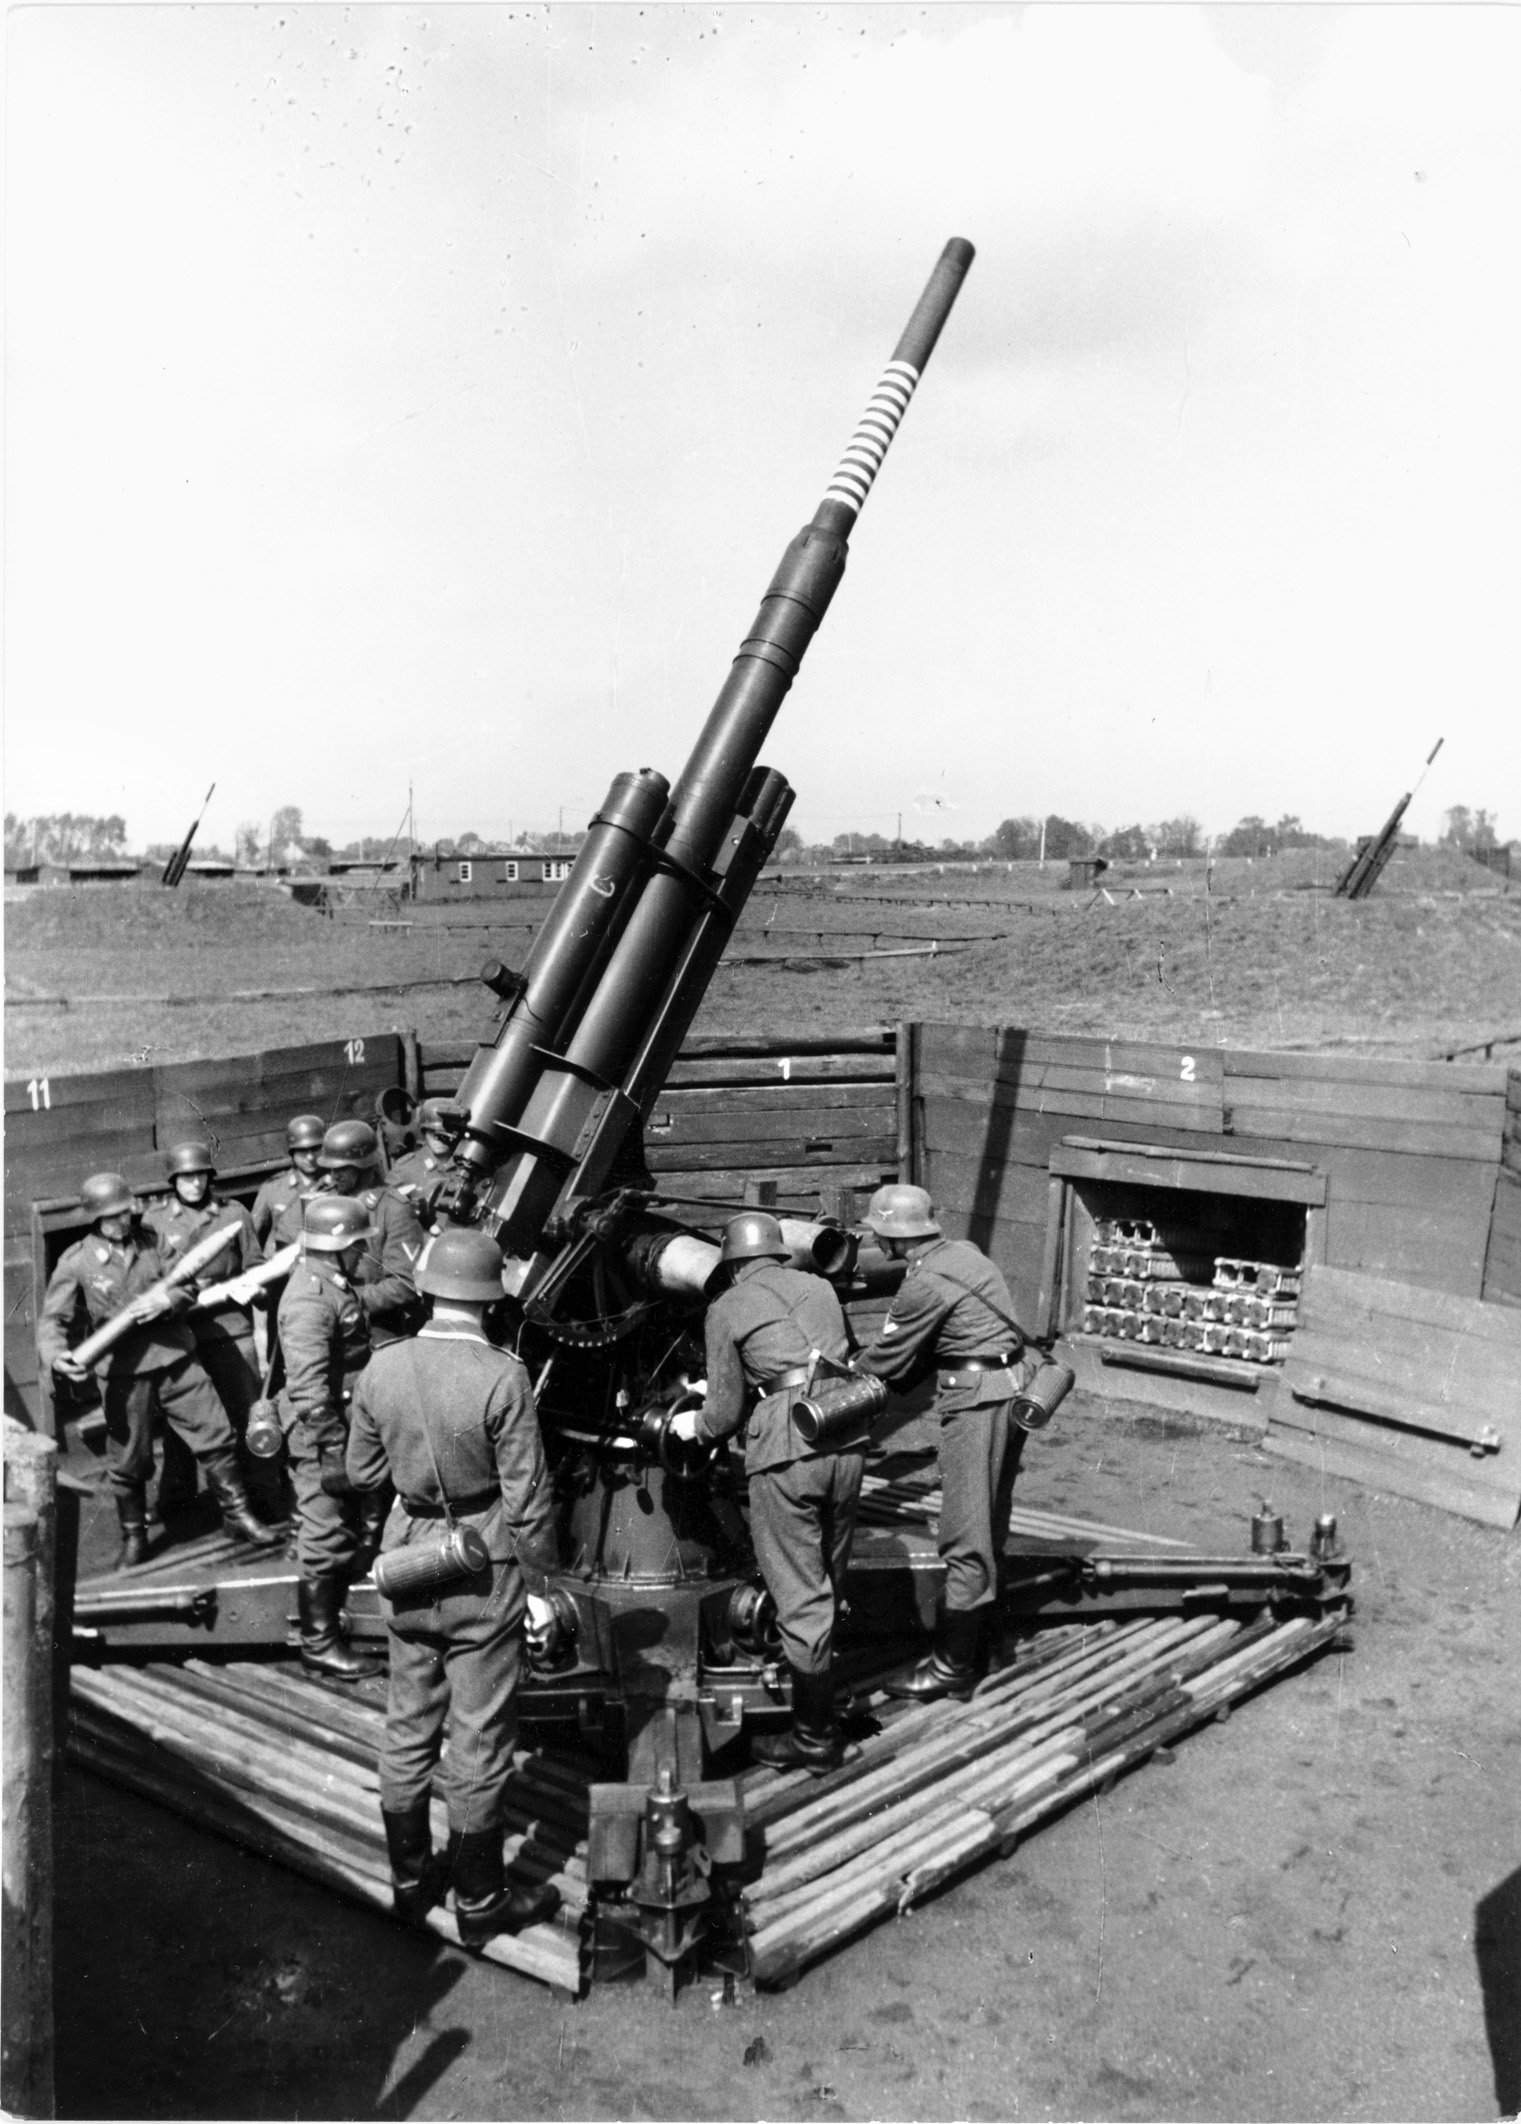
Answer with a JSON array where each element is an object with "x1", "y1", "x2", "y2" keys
[
  {"x1": 144, "y1": 1140, "x2": 274, "y2": 1511},
  {"x1": 37, "y1": 1172, "x2": 282, "y2": 1566},
  {"x1": 250, "y1": 1113, "x2": 326, "y2": 1248},
  {"x1": 385, "y1": 1098, "x2": 455, "y2": 1227},
  {"x1": 854, "y1": 1185, "x2": 1037, "y2": 1701},
  {"x1": 269, "y1": 1120, "x2": 425, "y2": 1348},
  {"x1": 277, "y1": 1196, "x2": 386, "y2": 1682},
  {"x1": 346, "y1": 1227, "x2": 558, "y2": 1943},
  {"x1": 669, "y1": 1211, "x2": 864, "y2": 1775}
]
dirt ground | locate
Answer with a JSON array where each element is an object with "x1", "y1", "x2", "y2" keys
[
  {"x1": 7, "y1": 848, "x2": 1520, "y2": 1078},
  {"x1": 53, "y1": 1388, "x2": 1521, "y2": 2123}
]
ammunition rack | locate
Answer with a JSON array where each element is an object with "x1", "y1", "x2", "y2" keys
[{"x1": 1084, "y1": 1222, "x2": 1300, "y2": 1368}]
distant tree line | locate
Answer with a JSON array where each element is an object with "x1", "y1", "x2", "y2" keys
[
  {"x1": 4, "y1": 812, "x2": 129, "y2": 866},
  {"x1": 7, "y1": 798, "x2": 1508, "y2": 874}
]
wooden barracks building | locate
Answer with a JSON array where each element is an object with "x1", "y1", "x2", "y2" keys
[{"x1": 406, "y1": 844, "x2": 577, "y2": 903}]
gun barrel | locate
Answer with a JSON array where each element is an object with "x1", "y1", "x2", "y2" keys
[{"x1": 446, "y1": 239, "x2": 976, "y2": 1257}]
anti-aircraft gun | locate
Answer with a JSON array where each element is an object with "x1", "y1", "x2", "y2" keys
[{"x1": 423, "y1": 238, "x2": 977, "y2": 1986}]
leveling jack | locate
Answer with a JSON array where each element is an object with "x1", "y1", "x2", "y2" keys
[{"x1": 588, "y1": 1767, "x2": 748, "y2": 1999}]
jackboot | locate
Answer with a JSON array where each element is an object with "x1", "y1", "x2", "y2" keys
[
  {"x1": 204, "y1": 1451, "x2": 284, "y2": 1548},
  {"x1": 114, "y1": 1490, "x2": 149, "y2": 1570},
  {"x1": 382, "y1": 1803, "x2": 440, "y2": 1926},
  {"x1": 448, "y1": 1828, "x2": 558, "y2": 1947},
  {"x1": 154, "y1": 1429, "x2": 200, "y2": 1525},
  {"x1": 297, "y1": 1577, "x2": 384, "y2": 1682},
  {"x1": 750, "y1": 1666, "x2": 857, "y2": 1776},
  {"x1": 884, "y1": 1607, "x2": 984, "y2": 1702}
]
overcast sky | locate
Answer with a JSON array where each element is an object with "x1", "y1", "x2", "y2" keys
[{"x1": 6, "y1": 3, "x2": 1517, "y2": 854}]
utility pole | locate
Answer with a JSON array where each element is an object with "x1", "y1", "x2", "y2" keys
[{"x1": 1038, "y1": 816, "x2": 1047, "y2": 867}]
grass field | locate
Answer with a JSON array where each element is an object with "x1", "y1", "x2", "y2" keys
[{"x1": 6, "y1": 848, "x2": 1519, "y2": 1079}]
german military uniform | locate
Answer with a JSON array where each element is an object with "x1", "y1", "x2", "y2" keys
[
  {"x1": 697, "y1": 1237, "x2": 863, "y2": 1770},
  {"x1": 346, "y1": 1321, "x2": 558, "y2": 1918},
  {"x1": 385, "y1": 1146, "x2": 446, "y2": 1227},
  {"x1": 251, "y1": 1166, "x2": 310, "y2": 1249},
  {"x1": 143, "y1": 1193, "x2": 264, "y2": 1434},
  {"x1": 276, "y1": 1254, "x2": 382, "y2": 1675},
  {"x1": 859, "y1": 1235, "x2": 1037, "y2": 1687},
  {"x1": 269, "y1": 1184, "x2": 424, "y2": 1347},
  {"x1": 36, "y1": 1227, "x2": 271, "y2": 1561}
]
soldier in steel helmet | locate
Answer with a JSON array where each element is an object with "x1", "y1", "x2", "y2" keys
[
  {"x1": 276, "y1": 1196, "x2": 387, "y2": 1681},
  {"x1": 268, "y1": 1119, "x2": 425, "y2": 1348},
  {"x1": 855, "y1": 1183, "x2": 1038, "y2": 1700},
  {"x1": 250, "y1": 1113, "x2": 327, "y2": 1248},
  {"x1": 385, "y1": 1098, "x2": 456, "y2": 1229},
  {"x1": 345, "y1": 1226, "x2": 559, "y2": 1943},
  {"x1": 668, "y1": 1210, "x2": 864, "y2": 1775},
  {"x1": 37, "y1": 1172, "x2": 283, "y2": 1566},
  {"x1": 144, "y1": 1140, "x2": 277, "y2": 1517}
]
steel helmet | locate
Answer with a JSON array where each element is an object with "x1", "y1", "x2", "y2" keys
[
  {"x1": 415, "y1": 1227, "x2": 506, "y2": 1302},
  {"x1": 719, "y1": 1211, "x2": 789, "y2": 1265},
  {"x1": 417, "y1": 1097, "x2": 453, "y2": 1135},
  {"x1": 164, "y1": 1140, "x2": 216, "y2": 1179},
  {"x1": 863, "y1": 1184, "x2": 941, "y2": 1241},
  {"x1": 80, "y1": 1172, "x2": 135, "y2": 1220},
  {"x1": 302, "y1": 1197, "x2": 376, "y2": 1252},
  {"x1": 318, "y1": 1118, "x2": 379, "y2": 1171},
  {"x1": 286, "y1": 1113, "x2": 326, "y2": 1152}
]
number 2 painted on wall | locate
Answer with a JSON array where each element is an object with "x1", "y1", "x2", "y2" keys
[
  {"x1": 1179, "y1": 1055, "x2": 1196, "y2": 1082},
  {"x1": 344, "y1": 1039, "x2": 366, "y2": 1066}
]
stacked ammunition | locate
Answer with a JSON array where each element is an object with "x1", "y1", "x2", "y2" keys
[{"x1": 1081, "y1": 1217, "x2": 1300, "y2": 1365}]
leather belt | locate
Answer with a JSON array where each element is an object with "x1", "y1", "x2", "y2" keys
[
  {"x1": 758, "y1": 1365, "x2": 813, "y2": 1396},
  {"x1": 938, "y1": 1350, "x2": 1020, "y2": 1389},
  {"x1": 399, "y1": 1488, "x2": 498, "y2": 1519}
]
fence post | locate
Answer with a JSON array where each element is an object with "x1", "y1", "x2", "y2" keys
[{"x1": 3, "y1": 1469, "x2": 55, "y2": 2118}]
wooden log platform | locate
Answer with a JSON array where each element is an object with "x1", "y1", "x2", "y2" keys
[{"x1": 64, "y1": 1480, "x2": 1350, "y2": 1997}]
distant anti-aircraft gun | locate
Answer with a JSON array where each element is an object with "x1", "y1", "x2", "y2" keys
[
  {"x1": 1334, "y1": 738, "x2": 1443, "y2": 900},
  {"x1": 161, "y1": 782, "x2": 216, "y2": 888},
  {"x1": 422, "y1": 238, "x2": 976, "y2": 1989}
]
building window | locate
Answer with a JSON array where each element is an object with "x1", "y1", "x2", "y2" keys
[
  {"x1": 500, "y1": 861, "x2": 519, "y2": 883},
  {"x1": 457, "y1": 860, "x2": 473, "y2": 883},
  {"x1": 544, "y1": 859, "x2": 571, "y2": 882}
]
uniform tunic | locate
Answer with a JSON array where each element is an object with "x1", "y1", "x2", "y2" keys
[
  {"x1": 276, "y1": 1258, "x2": 373, "y2": 1578},
  {"x1": 251, "y1": 1166, "x2": 310, "y2": 1248},
  {"x1": 858, "y1": 1236, "x2": 1037, "y2": 1613},
  {"x1": 143, "y1": 1194, "x2": 263, "y2": 1427},
  {"x1": 36, "y1": 1228, "x2": 232, "y2": 1498},
  {"x1": 346, "y1": 1325, "x2": 557, "y2": 1832},
  {"x1": 385, "y1": 1147, "x2": 446, "y2": 1226},
  {"x1": 267, "y1": 1184, "x2": 424, "y2": 1347},
  {"x1": 698, "y1": 1262, "x2": 863, "y2": 1677}
]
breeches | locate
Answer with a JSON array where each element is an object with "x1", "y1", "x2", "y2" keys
[
  {"x1": 936, "y1": 1400, "x2": 1027, "y2": 1612},
  {"x1": 287, "y1": 1423, "x2": 367, "y2": 1580},
  {"x1": 194, "y1": 1325, "x2": 261, "y2": 1429},
  {"x1": 103, "y1": 1358, "x2": 234, "y2": 1498},
  {"x1": 378, "y1": 1514, "x2": 525, "y2": 1833},
  {"x1": 748, "y1": 1450, "x2": 865, "y2": 1676}
]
